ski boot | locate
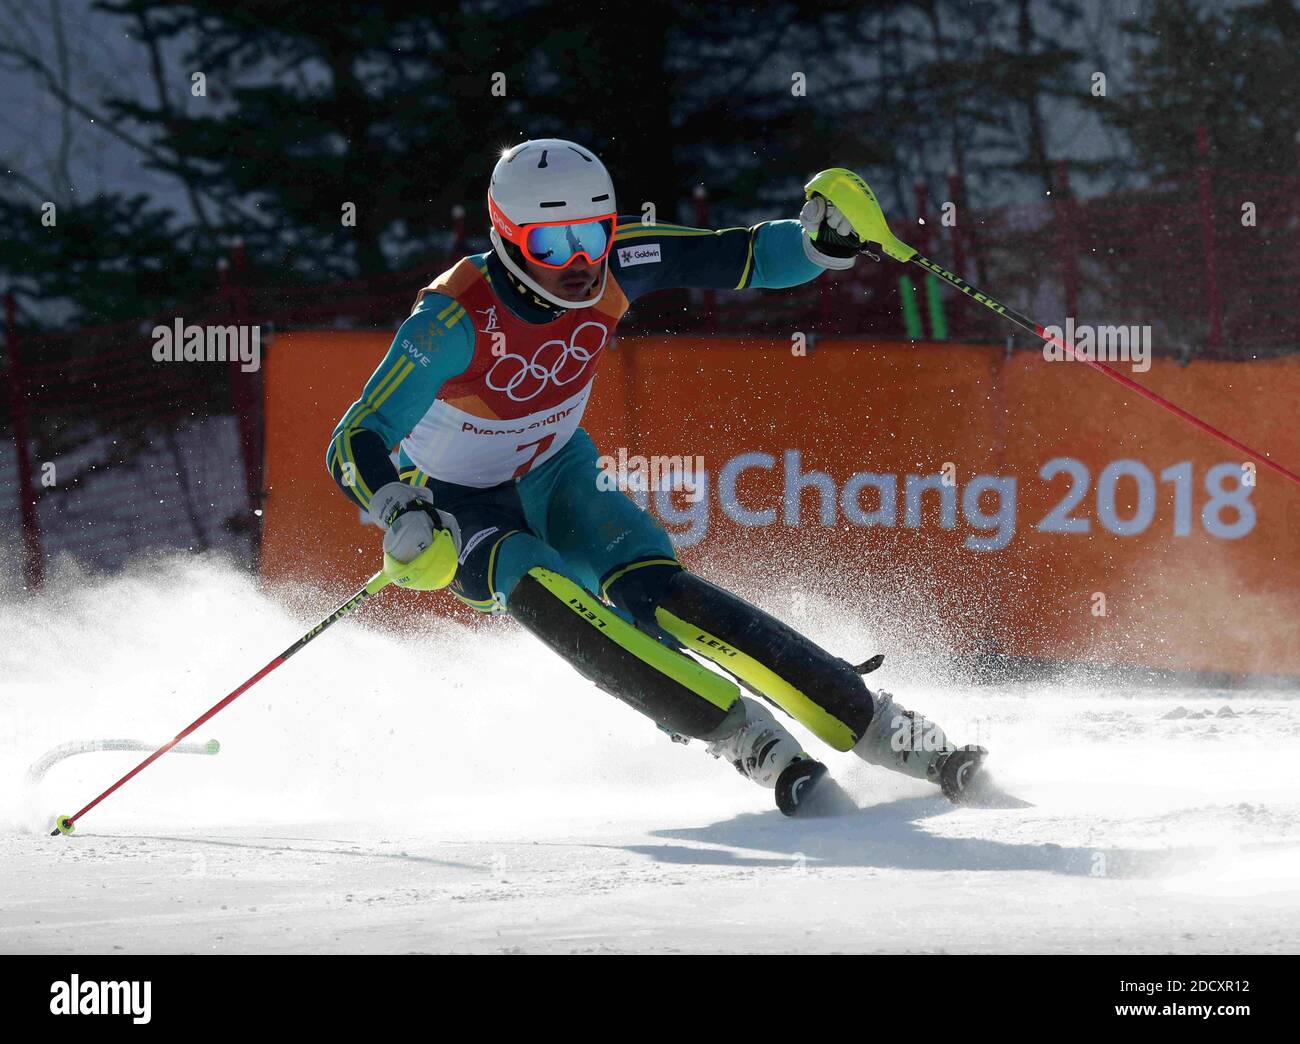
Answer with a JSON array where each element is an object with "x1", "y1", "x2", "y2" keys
[
  {"x1": 936, "y1": 745, "x2": 987, "y2": 802},
  {"x1": 852, "y1": 688, "x2": 987, "y2": 804},
  {"x1": 774, "y1": 758, "x2": 842, "y2": 817},
  {"x1": 707, "y1": 697, "x2": 849, "y2": 817}
]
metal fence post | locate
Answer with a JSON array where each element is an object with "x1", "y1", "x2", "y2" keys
[
  {"x1": 1196, "y1": 125, "x2": 1222, "y2": 351},
  {"x1": 1055, "y1": 161, "x2": 1080, "y2": 322},
  {"x1": 945, "y1": 170, "x2": 967, "y2": 339},
  {"x1": 4, "y1": 291, "x2": 44, "y2": 590},
  {"x1": 224, "y1": 243, "x2": 266, "y2": 571}
]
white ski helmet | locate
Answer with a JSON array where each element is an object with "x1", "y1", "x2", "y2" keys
[{"x1": 487, "y1": 138, "x2": 617, "y2": 309}]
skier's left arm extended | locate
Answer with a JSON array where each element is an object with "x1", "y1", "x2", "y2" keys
[{"x1": 609, "y1": 196, "x2": 860, "y2": 297}]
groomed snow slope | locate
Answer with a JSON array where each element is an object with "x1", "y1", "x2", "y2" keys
[{"x1": 3, "y1": 558, "x2": 1297, "y2": 954}]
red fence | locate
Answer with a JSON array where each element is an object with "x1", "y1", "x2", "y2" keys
[{"x1": 1, "y1": 292, "x2": 263, "y2": 587}]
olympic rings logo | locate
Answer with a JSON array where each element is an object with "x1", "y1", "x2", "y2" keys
[{"x1": 485, "y1": 321, "x2": 609, "y2": 402}]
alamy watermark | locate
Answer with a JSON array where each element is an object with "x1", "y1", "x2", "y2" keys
[
  {"x1": 1042, "y1": 317, "x2": 1151, "y2": 373},
  {"x1": 597, "y1": 448, "x2": 705, "y2": 502},
  {"x1": 50, "y1": 975, "x2": 151, "y2": 1024},
  {"x1": 152, "y1": 317, "x2": 261, "y2": 372}
]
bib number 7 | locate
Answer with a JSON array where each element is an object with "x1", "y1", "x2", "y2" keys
[{"x1": 513, "y1": 434, "x2": 556, "y2": 479}]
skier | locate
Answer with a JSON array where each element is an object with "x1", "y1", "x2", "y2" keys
[{"x1": 327, "y1": 139, "x2": 986, "y2": 816}]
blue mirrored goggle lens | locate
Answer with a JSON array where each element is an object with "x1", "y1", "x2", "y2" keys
[{"x1": 524, "y1": 219, "x2": 612, "y2": 266}]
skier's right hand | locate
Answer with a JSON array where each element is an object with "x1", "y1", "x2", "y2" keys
[
  {"x1": 799, "y1": 195, "x2": 861, "y2": 269},
  {"x1": 370, "y1": 481, "x2": 439, "y2": 564}
]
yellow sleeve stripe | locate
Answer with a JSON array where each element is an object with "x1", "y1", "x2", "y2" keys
[
  {"x1": 373, "y1": 354, "x2": 416, "y2": 401},
  {"x1": 437, "y1": 298, "x2": 466, "y2": 325},
  {"x1": 734, "y1": 226, "x2": 758, "y2": 290},
  {"x1": 330, "y1": 356, "x2": 416, "y2": 509},
  {"x1": 328, "y1": 427, "x2": 368, "y2": 508},
  {"x1": 613, "y1": 223, "x2": 756, "y2": 289},
  {"x1": 335, "y1": 355, "x2": 414, "y2": 445},
  {"x1": 330, "y1": 438, "x2": 348, "y2": 496},
  {"x1": 614, "y1": 226, "x2": 721, "y2": 242},
  {"x1": 615, "y1": 221, "x2": 722, "y2": 236},
  {"x1": 332, "y1": 430, "x2": 374, "y2": 508},
  {"x1": 330, "y1": 429, "x2": 374, "y2": 512}
]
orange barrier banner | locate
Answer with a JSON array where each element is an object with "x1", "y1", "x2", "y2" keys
[
  {"x1": 263, "y1": 332, "x2": 388, "y2": 589},
  {"x1": 262, "y1": 332, "x2": 1300, "y2": 676}
]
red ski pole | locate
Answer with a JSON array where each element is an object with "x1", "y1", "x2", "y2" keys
[
  {"x1": 907, "y1": 253, "x2": 1300, "y2": 488},
  {"x1": 806, "y1": 168, "x2": 1300, "y2": 488},
  {"x1": 51, "y1": 570, "x2": 392, "y2": 836}
]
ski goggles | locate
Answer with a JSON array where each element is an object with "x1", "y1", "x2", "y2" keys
[
  {"x1": 523, "y1": 217, "x2": 616, "y2": 268},
  {"x1": 490, "y1": 199, "x2": 618, "y2": 268}
]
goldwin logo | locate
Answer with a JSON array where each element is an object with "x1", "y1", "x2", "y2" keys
[
  {"x1": 617, "y1": 244, "x2": 661, "y2": 267},
  {"x1": 50, "y1": 975, "x2": 151, "y2": 1024}
]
